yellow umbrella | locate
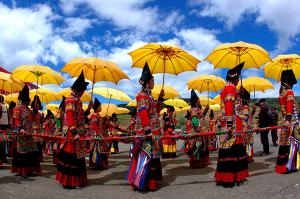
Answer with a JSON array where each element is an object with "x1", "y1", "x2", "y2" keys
[
  {"x1": 160, "y1": 107, "x2": 181, "y2": 115},
  {"x1": 116, "y1": 107, "x2": 130, "y2": 115},
  {"x1": 58, "y1": 88, "x2": 91, "y2": 102},
  {"x1": 199, "y1": 97, "x2": 217, "y2": 106},
  {"x1": 4, "y1": 93, "x2": 19, "y2": 103},
  {"x1": 237, "y1": 76, "x2": 274, "y2": 98},
  {"x1": 45, "y1": 104, "x2": 60, "y2": 112},
  {"x1": 127, "y1": 100, "x2": 137, "y2": 107},
  {"x1": 264, "y1": 54, "x2": 300, "y2": 81},
  {"x1": 187, "y1": 75, "x2": 226, "y2": 103},
  {"x1": 213, "y1": 95, "x2": 221, "y2": 105},
  {"x1": 100, "y1": 103, "x2": 118, "y2": 117},
  {"x1": 61, "y1": 57, "x2": 130, "y2": 97},
  {"x1": 164, "y1": 98, "x2": 189, "y2": 108},
  {"x1": 90, "y1": 87, "x2": 131, "y2": 102},
  {"x1": 205, "y1": 41, "x2": 272, "y2": 69},
  {"x1": 0, "y1": 72, "x2": 24, "y2": 93},
  {"x1": 152, "y1": 84, "x2": 180, "y2": 99},
  {"x1": 29, "y1": 88, "x2": 59, "y2": 104},
  {"x1": 209, "y1": 104, "x2": 221, "y2": 111},
  {"x1": 12, "y1": 65, "x2": 65, "y2": 86},
  {"x1": 128, "y1": 43, "x2": 200, "y2": 86}
]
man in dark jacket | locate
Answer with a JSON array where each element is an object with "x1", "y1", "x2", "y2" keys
[
  {"x1": 257, "y1": 98, "x2": 271, "y2": 155},
  {"x1": 270, "y1": 107, "x2": 278, "y2": 146}
]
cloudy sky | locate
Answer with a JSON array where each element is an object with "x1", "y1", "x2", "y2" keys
[{"x1": 1, "y1": 0, "x2": 300, "y2": 103}]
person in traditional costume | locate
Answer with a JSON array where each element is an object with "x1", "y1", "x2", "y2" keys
[
  {"x1": 181, "y1": 111, "x2": 191, "y2": 153},
  {"x1": 276, "y1": 70, "x2": 298, "y2": 174},
  {"x1": 31, "y1": 95, "x2": 44, "y2": 162},
  {"x1": 240, "y1": 87, "x2": 254, "y2": 162},
  {"x1": 52, "y1": 96, "x2": 66, "y2": 164},
  {"x1": 162, "y1": 105, "x2": 177, "y2": 158},
  {"x1": 0, "y1": 95, "x2": 9, "y2": 164},
  {"x1": 43, "y1": 110, "x2": 55, "y2": 156},
  {"x1": 208, "y1": 110, "x2": 218, "y2": 151},
  {"x1": 89, "y1": 98, "x2": 109, "y2": 169},
  {"x1": 11, "y1": 85, "x2": 41, "y2": 176},
  {"x1": 187, "y1": 89, "x2": 210, "y2": 168},
  {"x1": 108, "y1": 113, "x2": 120, "y2": 154},
  {"x1": 215, "y1": 62, "x2": 249, "y2": 187},
  {"x1": 56, "y1": 71, "x2": 88, "y2": 188},
  {"x1": 127, "y1": 62, "x2": 164, "y2": 192}
]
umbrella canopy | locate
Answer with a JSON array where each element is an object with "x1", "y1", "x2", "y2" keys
[
  {"x1": 58, "y1": 88, "x2": 91, "y2": 102},
  {"x1": 164, "y1": 98, "x2": 189, "y2": 108},
  {"x1": 116, "y1": 107, "x2": 130, "y2": 115},
  {"x1": 12, "y1": 65, "x2": 65, "y2": 86},
  {"x1": 152, "y1": 84, "x2": 180, "y2": 99},
  {"x1": 29, "y1": 88, "x2": 59, "y2": 104},
  {"x1": 0, "y1": 71, "x2": 24, "y2": 93},
  {"x1": 127, "y1": 100, "x2": 137, "y2": 107},
  {"x1": 187, "y1": 75, "x2": 226, "y2": 93},
  {"x1": 199, "y1": 97, "x2": 217, "y2": 106},
  {"x1": 61, "y1": 57, "x2": 130, "y2": 96},
  {"x1": 45, "y1": 104, "x2": 60, "y2": 112},
  {"x1": 263, "y1": 54, "x2": 300, "y2": 81},
  {"x1": 205, "y1": 41, "x2": 272, "y2": 69},
  {"x1": 90, "y1": 87, "x2": 131, "y2": 102},
  {"x1": 100, "y1": 103, "x2": 118, "y2": 117},
  {"x1": 213, "y1": 95, "x2": 221, "y2": 105},
  {"x1": 128, "y1": 43, "x2": 200, "y2": 85},
  {"x1": 209, "y1": 104, "x2": 221, "y2": 111},
  {"x1": 237, "y1": 76, "x2": 274, "y2": 98},
  {"x1": 4, "y1": 93, "x2": 19, "y2": 103},
  {"x1": 160, "y1": 106, "x2": 181, "y2": 115}
]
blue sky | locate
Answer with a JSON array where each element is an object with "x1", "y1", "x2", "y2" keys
[{"x1": 0, "y1": 0, "x2": 300, "y2": 105}]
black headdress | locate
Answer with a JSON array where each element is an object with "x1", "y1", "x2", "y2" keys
[
  {"x1": 9, "y1": 101, "x2": 16, "y2": 111},
  {"x1": 166, "y1": 105, "x2": 175, "y2": 112},
  {"x1": 31, "y1": 95, "x2": 43, "y2": 110},
  {"x1": 71, "y1": 70, "x2": 89, "y2": 91},
  {"x1": 209, "y1": 110, "x2": 214, "y2": 118},
  {"x1": 190, "y1": 89, "x2": 199, "y2": 107},
  {"x1": 226, "y1": 62, "x2": 244, "y2": 82},
  {"x1": 281, "y1": 70, "x2": 297, "y2": 88},
  {"x1": 93, "y1": 98, "x2": 101, "y2": 110},
  {"x1": 139, "y1": 62, "x2": 153, "y2": 85},
  {"x1": 18, "y1": 85, "x2": 30, "y2": 104}
]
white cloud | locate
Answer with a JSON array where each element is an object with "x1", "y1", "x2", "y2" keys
[
  {"x1": 191, "y1": 0, "x2": 300, "y2": 52},
  {"x1": 63, "y1": 17, "x2": 94, "y2": 36},
  {"x1": 59, "y1": 0, "x2": 184, "y2": 33}
]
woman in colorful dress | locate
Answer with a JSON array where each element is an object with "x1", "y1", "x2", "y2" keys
[
  {"x1": 52, "y1": 96, "x2": 66, "y2": 164},
  {"x1": 56, "y1": 71, "x2": 88, "y2": 188},
  {"x1": 43, "y1": 110, "x2": 55, "y2": 156},
  {"x1": 187, "y1": 89, "x2": 210, "y2": 168},
  {"x1": 11, "y1": 85, "x2": 41, "y2": 176},
  {"x1": 127, "y1": 62, "x2": 164, "y2": 192},
  {"x1": 31, "y1": 95, "x2": 44, "y2": 162},
  {"x1": 276, "y1": 70, "x2": 298, "y2": 174},
  {"x1": 240, "y1": 87, "x2": 254, "y2": 163},
  {"x1": 215, "y1": 62, "x2": 249, "y2": 187},
  {"x1": 89, "y1": 98, "x2": 109, "y2": 169},
  {"x1": 108, "y1": 113, "x2": 120, "y2": 154},
  {"x1": 162, "y1": 105, "x2": 177, "y2": 158}
]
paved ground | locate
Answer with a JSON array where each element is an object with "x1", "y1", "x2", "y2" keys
[{"x1": 1, "y1": 135, "x2": 300, "y2": 199}]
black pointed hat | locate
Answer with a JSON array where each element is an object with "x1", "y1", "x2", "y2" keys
[
  {"x1": 93, "y1": 98, "x2": 101, "y2": 110},
  {"x1": 130, "y1": 107, "x2": 137, "y2": 116},
  {"x1": 226, "y1": 62, "x2": 244, "y2": 81},
  {"x1": 8, "y1": 101, "x2": 16, "y2": 111},
  {"x1": 139, "y1": 62, "x2": 153, "y2": 85},
  {"x1": 190, "y1": 89, "x2": 199, "y2": 106},
  {"x1": 281, "y1": 70, "x2": 297, "y2": 88},
  {"x1": 18, "y1": 85, "x2": 30, "y2": 104},
  {"x1": 31, "y1": 95, "x2": 43, "y2": 110},
  {"x1": 59, "y1": 96, "x2": 66, "y2": 109},
  {"x1": 71, "y1": 71, "x2": 89, "y2": 91},
  {"x1": 209, "y1": 110, "x2": 214, "y2": 118}
]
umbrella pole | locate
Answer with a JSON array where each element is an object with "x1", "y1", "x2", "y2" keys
[
  {"x1": 207, "y1": 82, "x2": 210, "y2": 105},
  {"x1": 36, "y1": 76, "x2": 39, "y2": 95},
  {"x1": 162, "y1": 61, "x2": 166, "y2": 88},
  {"x1": 91, "y1": 70, "x2": 96, "y2": 99}
]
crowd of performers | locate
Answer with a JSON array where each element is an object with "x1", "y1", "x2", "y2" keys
[{"x1": 0, "y1": 62, "x2": 299, "y2": 191}]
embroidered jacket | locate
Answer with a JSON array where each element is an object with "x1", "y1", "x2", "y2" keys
[{"x1": 12, "y1": 102, "x2": 32, "y2": 132}]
